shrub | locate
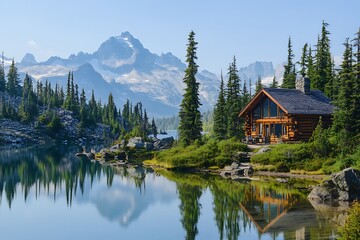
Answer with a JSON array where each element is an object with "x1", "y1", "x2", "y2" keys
[
  {"x1": 338, "y1": 201, "x2": 360, "y2": 240},
  {"x1": 276, "y1": 162, "x2": 290, "y2": 172}
]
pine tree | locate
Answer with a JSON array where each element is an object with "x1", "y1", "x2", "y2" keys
[
  {"x1": 151, "y1": 117, "x2": 158, "y2": 138},
  {"x1": 352, "y1": 27, "x2": 360, "y2": 137},
  {"x1": 213, "y1": 73, "x2": 227, "y2": 140},
  {"x1": 307, "y1": 46, "x2": 316, "y2": 81},
  {"x1": 299, "y1": 43, "x2": 308, "y2": 77},
  {"x1": 269, "y1": 75, "x2": 278, "y2": 88},
  {"x1": 178, "y1": 31, "x2": 203, "y2": 146},
  {"x1": 281, "y1": 37, "x2": 296, "y2": 89},
  {"x1": 255, "y1": 75, "x2": 263, "y2": 94},
  {"x1": 19, "y1": 74, "x2": 37, "y2": 122},
  {"x1": 313, "y1": 21, "x2": 333, "y2": 96},
  {"x1": 0, "y1": 60, "x2": 5, "y2": 92},
  {"x1": 333, "y1": 39, "x2": 354, "y2": 135},
  {"x1": 226, "y1": 56, "x2": 242, "y2": 139},
  {"x1": 63, "y1": 71, "x2": 72, "y2": 110},
  {"x1": 6, "y1": 59, "x2": 20, "y2": 96},
  {"x1": 242, "y1": 77, "x2": 251, "y2": 107}
]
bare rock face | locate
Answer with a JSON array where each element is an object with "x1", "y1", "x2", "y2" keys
[{"x1": 308, "y1": 168, "x2": 360, "y2": 203}]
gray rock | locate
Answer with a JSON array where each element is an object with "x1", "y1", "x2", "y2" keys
[
  {"x1": 254, "y1": 147, "x2": 271, "y2": 155},
  {"x1": 160, "y1": 137, "x2": 174, "y2": 146},
  {"x1": 127, "y1": 137, "x2": 145, "y2": 149},
  {"x1": 308, "y1": 168, "x2": 360, "y2": 203}
]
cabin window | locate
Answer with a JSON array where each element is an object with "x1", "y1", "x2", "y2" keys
[
  {"x1": 253, "y1": 105, "x2": 261, "y2": 120},
  {"x1": 275, "y1": 124, "x2": 282, "y2": 137},
  {"x1": 262, "y1": 98, "x2": 269, "y2": 118},
  {"x1": 259, "y1": 123, "x2": 263, "y2": 135},
  {"x1": 279, "y1": 108, "x2": 284, "y2": 118},
  {"x1": 270, "y1": 100, "x2": 277, "y2": 117}
]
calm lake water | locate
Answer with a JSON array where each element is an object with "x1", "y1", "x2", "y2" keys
[{"x1": 0, "y1": 145, "x2": 338, "y2": 240}]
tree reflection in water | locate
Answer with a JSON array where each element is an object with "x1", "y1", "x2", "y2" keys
[
  {"x1": 0, "y1": 145, "x2": 146, "y2": 208},
  {"x1": 0, "y1": 145, "x2": 338, "y2": 239}
]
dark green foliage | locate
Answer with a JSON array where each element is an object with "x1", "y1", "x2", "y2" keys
[
  {"x1": 152, "y1": 138, "x2": 247, "y2": 168},
  {"x1": 0, "y1": 96, "x2": 19, "y2": 120},
  {"x1": 255, "y1": 75, "x2": 263, "y2": 94},
  {"x1": 213, "y1": 74, "x2": 227, "y2": 140},
  {"x1": 313, "y1": 21, "x2": 334, "y2": 97},
  {"x1": 242, "y1": 77, "x2": 251, "y2": 106},
  {"x1": 151, "y1": 117, "x2": 157, "y2": 137},
  {"x1": 309, "y1": 117, "x2": 332, "y2": 158},
  {"x1": 226, "y1": 57, "x2": 242, "y2": 139},
  {"x1": 269, "y1": 75, "x2": 278, "y2": 88},
  {"x1": 6, "y1": 60, "x2": 21, "y2": 96},
  {"x1": 19, "y1": 74, "x2": 38, "y2": 122},
  {"x1": 0, "y1": 61, "x2": 5, "y2": 92},
  {"x1": 178, "y1": 31, "x2": 203, "y2": 146},
  {"x1": 47, "y1": 115, "x2": 62, "y2": 133},
  {"x1": 281, "y1": 37, "x2": 296, "y2": 89},
  {"x1": 307, "y1": 46, "x2": 316, "y2": 81},
  {"x1": 332, "y1": 39, "x2": 355, "y2": 143},
  {"x1": 178, "y1": 183, "x2": 202, "y2": 240},
  {"x1": 352, "y1": 27, "x2": 360, "y2": 139},
  {"x1": 298, "y1": 43, "x2": 308, "y2": 77},
  {"x1": 338, "y1": 201, "x2": 360, "y2": 240}
]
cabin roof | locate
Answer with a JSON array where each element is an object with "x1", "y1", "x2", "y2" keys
[{"x1": 239, "y1": 88, "x2": 334, "y2": 117}]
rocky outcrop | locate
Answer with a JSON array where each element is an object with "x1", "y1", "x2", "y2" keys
[
  {"x1": 56, "y1": 109, "x2": 111, "y2": 143},
  {"x1": 308, "y1": 168, "x2": 360, "y2": 203},
  {"x1": 91, "y1": 136, "x2": 174, "y2": 163},
  {"x1": 0, "y1": 119, "x2": 48, "y2": 144},
  {"x1": 220, "y1": 162, "x2": 254, "y2": 179}
]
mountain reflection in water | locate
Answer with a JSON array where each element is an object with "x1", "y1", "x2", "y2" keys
[{"x1": 0, "y1": 145, "x2": 338, "y2": 240}]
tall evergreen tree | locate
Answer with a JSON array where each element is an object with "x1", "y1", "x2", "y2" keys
[
  {"x1": 352, "y1": 27, "x2": 360, "y2": 136},
  {"x1": 313, "y1": 21, "x2": 333, "y2": 96},
  {"x1": 18, "y1": 74, "x2": 37, "y2": 122},
  {"x1": 333, "y1": 39, "x2": 354, "y2": 135},
  {"x1": 0, "y1": 60, "x2": 5, "y2": 92},
  {"x1": 64, "y1": 71, "x2": 72, "y2": 110},
  {"x1": 242, "y1": 77, "x2": 251, "y2": 107},
  {"x1": 281, "y1": 37, "x2": 296, "y2": 89},
  {"x1": 255, "y1": 75, "x2": 263, "y2": 94},
  {"x1": 226, "y1": 57, "x2": 242, "y2": 139},
  {"x1": 151, "y1": 117, "x2": 158, "y2": 138},
  {"x1": 299, "y1": 43, "x2": 308, "y2": 77},
  {"x1": 307, "y1": 46, "x2": 316, "y2": 81},
  {"x1": 213, "y1": 73, "x2": 227, "y2": 140},
  {"x1": 269, "y1": 75, "x2": 278, "y2": 88},
  {"x1": 178, "y1": 31, "x2": 203, "y2": 146},
  {"x1": 6, "y1": 59, "x2": 21, "y2": 96}
]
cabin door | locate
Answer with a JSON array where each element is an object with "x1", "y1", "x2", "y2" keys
[{"x1": 264, "y1": 124, "x2": 270, "y2": 136}]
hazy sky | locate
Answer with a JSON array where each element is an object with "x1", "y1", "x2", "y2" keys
[{"x1": 1, "y1": 0, "x2": 359, "y2": 72}]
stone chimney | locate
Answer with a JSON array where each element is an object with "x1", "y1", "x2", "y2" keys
[{"x1": 296, "y1": 77, "x2": 310, "y2": 94}]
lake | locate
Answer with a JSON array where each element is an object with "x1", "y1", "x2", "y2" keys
[{"x1": 0, "y1": 145, "x2": 338, "y2": 240}]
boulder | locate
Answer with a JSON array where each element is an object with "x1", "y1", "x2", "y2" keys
[
  {"x1": 160, "y1": 137, "x2": 174, "y2": 146},
  {"x1": 220, "y1": 162, "x2": 254, "y2": 178},
  {"x1": 308, "y1": 168, "x2": 360, "y2": 203},
  {"x1": 127, "y1": 137, "x2": 144, "y2": 149},
  {"x1": 254, "y1": 147, "x2": 271, "y2": 155}
]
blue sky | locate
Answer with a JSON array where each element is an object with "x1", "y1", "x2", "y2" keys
[{"x1": 1, "y1": 0, "x2": 359, "y2": 72}]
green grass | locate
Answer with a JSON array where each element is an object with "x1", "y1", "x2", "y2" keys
[
  {"x1": 144, "y1": 138, "x2": 247, "y2": 169},
  {"x1": 251, "y1": 142, "x2": 360, "y2": 174}
]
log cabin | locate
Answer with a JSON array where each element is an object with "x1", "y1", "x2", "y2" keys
[{"x1": 239, "y1": 78, "x2": 334, "y2": 143}]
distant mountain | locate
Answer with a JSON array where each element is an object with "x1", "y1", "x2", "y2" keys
[
  {"x1": 20, "y1": 53, "x2": 37, "y2": 66},
  {"x1": 3, "y1": 32, "x2": 279, "y2": 116}
]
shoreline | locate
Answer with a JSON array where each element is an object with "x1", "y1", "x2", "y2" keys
[{"x1": 254, "y1": 170, "x2": 329, "y2": 180}]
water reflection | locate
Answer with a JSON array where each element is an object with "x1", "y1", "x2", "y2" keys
[{"x1": 0, "y1": 145, "x2": 338, "y2": 239}]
